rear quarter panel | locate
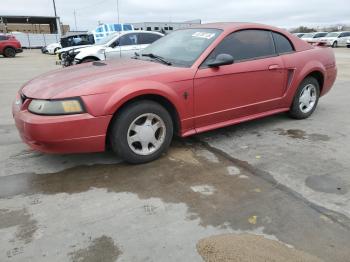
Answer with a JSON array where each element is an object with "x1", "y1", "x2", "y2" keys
[{"x1": 280, "y1": 46, "x2": 336, "y2": 107}]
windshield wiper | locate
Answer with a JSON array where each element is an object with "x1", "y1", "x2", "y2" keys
[{"x1": 142, "y1": 53, "x2": 172, "y2": 65}]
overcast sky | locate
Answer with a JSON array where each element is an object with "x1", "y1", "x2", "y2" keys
[{"x1": 1, "y1": 0, "x2": 350, "y2": 31}]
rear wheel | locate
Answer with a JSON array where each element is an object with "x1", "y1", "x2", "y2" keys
[
  {"x1": 3, "y1": 47, "x2": 16, "y2": 58},
  {"x1": 109, "y1": 100, "x2": 173, "y2": 164},
  {"x1": 289, "y1": 77, "x2": 320, "y2": 119}
]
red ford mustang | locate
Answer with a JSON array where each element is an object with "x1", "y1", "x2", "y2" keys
[{"x1": 13, "y1": 23, "x2": 337, "y2": 163}]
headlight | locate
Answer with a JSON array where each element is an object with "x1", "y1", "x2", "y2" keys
[{"x1": 28, "y1": 98, "x2": 85, "y2": 115}]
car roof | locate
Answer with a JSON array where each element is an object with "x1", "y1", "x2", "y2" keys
[
  {"x1": 121, "y1": 30, "x2": 164, "y2": 35},
  {"x1": 189, "y1": 22, "x2": 296, "y2": 36},
  {"x1": 190, "y1": 22, "x2": 312, "y2": 52}
]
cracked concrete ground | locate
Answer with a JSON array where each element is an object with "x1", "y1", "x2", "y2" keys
[{"x1": 1, "y1": 49, "x2": 350, "y2": 261}]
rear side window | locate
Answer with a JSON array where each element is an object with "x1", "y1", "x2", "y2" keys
[
  {"x1": 272, "y1": 32, "x2": 294, "y2": 54},
  {"x1": 138, "y1": 33, "x2": 162, "y2": 44},
  {"x1": 207, "y1": 29, "x2": 276, "y2": 63},
  {"x1": 0, "y1": 35, "x2": 8, "y2": 41}
]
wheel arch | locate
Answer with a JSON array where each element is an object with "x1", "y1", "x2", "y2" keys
[
  {"x1": 105, "y1": 93, "x2": 182, "y2": 149},
  {"x1": 305, "y1": 70, "x2": 324, "y2": 93},
  {"x1": 79, "y1": 56, "x2": 100, "y2": 63}
]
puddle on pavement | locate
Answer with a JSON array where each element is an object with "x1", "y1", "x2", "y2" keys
[
  {"x1": 2, "y1": 141, "x2": 350, "y2": 262},
  {"x1": 0, "y1": 208, "x2": 38, "y2": 244},
  {"x1": 0, "y1": 142, "x2": 264, "y2": 229},
  {"x1": 197, "y1": 234, "x2": 322, "y2": 262},
  {"x1": 69, "y1": 235, "x2": 121, "y2": 262},
  {"x1": 275, "y1": 128, "x2": 330, "y2": 141},
  {"x1": 305, "y1": 175, "x2": 348, "y2": 195}
]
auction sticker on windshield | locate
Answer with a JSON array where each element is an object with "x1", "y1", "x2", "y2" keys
[{"x1": 192, "y1": 32, "x2": 216, "y2": 39}]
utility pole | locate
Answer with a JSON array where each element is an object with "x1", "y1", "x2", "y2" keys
[
  {"x1": 117, "y1": 0, "x2": 120, "y2": 24},
  {"x1": 74, "y1": 9, "x2": 78, "y2": 31},
  {"x1": 52, "y1": 0, "x2": 62, "y2": 36}
]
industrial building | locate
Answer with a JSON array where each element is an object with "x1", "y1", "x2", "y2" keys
[
  {"x1": 131, "y1": 20, "x2": 201, "y2": 33},
  {"x1": 0, "y1": 15, "x2": 69, "y2": 34}
]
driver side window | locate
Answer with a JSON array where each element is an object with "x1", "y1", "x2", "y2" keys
[
  {"x1": 118, "y1": 33, "x2": 138, "y2": 46},
  {"x1": 204, "y1": 29, "x2": 276, "y2": 66}
]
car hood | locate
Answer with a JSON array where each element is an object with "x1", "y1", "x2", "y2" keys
[
  {"x1": 57, "y1": 45, "x2": 94, "y2": 53},
  {"x1": 21, "y1": 58, "x2": 191, "y2": 99},
  {"x1": 76, "y1": 45, "x2": 106, "y2": 54},
  {"x1": 47, "y1": 43, "x2": 61, "y2": 48}
]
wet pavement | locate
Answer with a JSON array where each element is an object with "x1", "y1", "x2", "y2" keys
[{"x1": 1, "y1": 50, "x2": 350, "y2": 261}]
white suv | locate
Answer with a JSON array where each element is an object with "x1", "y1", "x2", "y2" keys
[
  {"x1": 72, "y1": 31, "x2": 163, "y2": 64},
  {"x1": 318, "y1": 31, "x2": 350, "y2": 47}
]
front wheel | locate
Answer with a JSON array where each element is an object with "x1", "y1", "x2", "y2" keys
[
  {"x1": 3, "y1": 47, "x2": 16, "y2": 58},
  {"x1": 289, "y1": 77, "x2": 320, "y2": 119},
  {"x1": 109, "y1": 100, "x2": 173, "y2": 164},
  {"x1": 332, "y1": 41, "x2": 338, "y2": 48}
]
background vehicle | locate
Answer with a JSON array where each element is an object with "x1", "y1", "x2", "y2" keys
[
  {"x1": 301, "y1": 32, "x2": 328, "y2": 43},
  {"x1": 318, "y1": 31, "x2": 350, "y2": 47},
  {"x1": 13, "y1": 23, "x2": 337, "y2": 164},
  {"x1": 0, "y1": 34, "x2": 22, "y2": 57},
  {"x1": 346, "y1": 39, "x2": 350, "y2": 48},
  {"x1": 92, "y1": 23, "x2": 134, "y2": 43},
  {"x1": 60, "y1": 33, "x2": 95, "y2": 48},
  {"x1": 293, "y1": 33, "x2": 305, "y2": 38},
  {"x1": 45, "y1": 42, "x2": 62, "y2": 54},
  {"x1": 46, "y1": 33, "x2": 95, "y2": 56},
  {"x1": 66, "y1": 31, "x2": 163, "y2": 66}
]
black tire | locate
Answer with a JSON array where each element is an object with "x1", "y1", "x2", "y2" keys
[
  {"x1": 289, "y1": 77, "x2": 320, "y2": 119},
  {"x1": 109, "y1": 100, "x2": 173, "y2": 164},
  {"x1": 332, "y1": 41, "x2": 338, "y2": 48},
  {"x1": 54, "y1": 47, "x2": 60, "y2": 54},
  {"x1": 3, "y1": 47, "x2": 16, "y2": 58}
]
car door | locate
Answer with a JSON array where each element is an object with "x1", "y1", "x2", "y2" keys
[
  {"x1": 338, "y1": 32, "x2": 350, "y2": 46},
  {"x1": 194, "y1": 29, "x2": 287, "y2": 130},
  {"x1": 138, "y1": 33, "x2": 163, "y2": 51},
  {"x1": 105, "y1": 33, "x2": 139, "y2": 59}
]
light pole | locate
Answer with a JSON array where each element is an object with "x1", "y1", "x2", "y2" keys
[
  {"x1": 52, "y1": 0, "x2": 62, "y2": 36},
  {"x1": 74, "y1": 9, "x2": 78, "y2": 31},
  {"x1": 117, "y1": 0, "x2": 120, "y2": 24}
]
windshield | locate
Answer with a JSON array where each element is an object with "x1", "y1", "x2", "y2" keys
[
  {"x1": 141, "y1": 28, "x2": 222, "y2": 67},
  {"x1": 326, "y1": 32, "x2": 340, "y2": 37},
  {"x1": 98, "y1": 33, "x2": 119, "y2": 45},
  {"x1": 301, "y1": 33, "x2": 314, "y2": 38}
]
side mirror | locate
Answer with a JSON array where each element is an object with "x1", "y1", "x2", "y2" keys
[{"x1": 207, "y1": 54, "x2": 234, "y2": 68}]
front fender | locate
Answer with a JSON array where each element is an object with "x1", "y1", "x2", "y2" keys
[{"x1": 104, "y1": 80, "x2": 183, "y2": 116}]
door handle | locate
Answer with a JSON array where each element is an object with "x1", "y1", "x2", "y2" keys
[{"x1": 268, "y1": 64, "x2": 280, "y2": 70}]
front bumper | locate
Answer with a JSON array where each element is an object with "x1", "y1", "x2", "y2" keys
[{"x1": 12, "y1": 99, "x2": 112, "y2": 154}]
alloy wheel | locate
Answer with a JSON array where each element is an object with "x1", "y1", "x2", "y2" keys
[
  {"x1": 299, "y1": 84, "x2": 317, "y2": 114},
  {"x1": 127, "y1": 113, "x2": 166, "y2": 156}
]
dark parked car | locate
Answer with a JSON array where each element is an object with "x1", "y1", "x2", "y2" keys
[{"x1": 0, "y1": 34, "x2": 22, "y2": 57}]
